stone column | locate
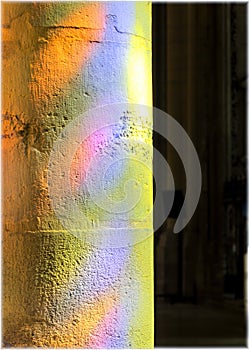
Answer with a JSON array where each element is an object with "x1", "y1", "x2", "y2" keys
[{"x1": 3, "y1": 2, "x2": 153, "y2": 348}]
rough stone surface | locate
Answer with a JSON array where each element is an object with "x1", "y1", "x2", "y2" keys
[{"x1": 3, "y1": 2, "x2": 153, "y2": 348}]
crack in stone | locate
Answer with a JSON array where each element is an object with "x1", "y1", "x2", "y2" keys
[
  {"x1": 32, "y1": 25, "x2": 104, "y2": 30},
  {"x1": 114, "y1": 25, "x2": 150, "y2": 42}
]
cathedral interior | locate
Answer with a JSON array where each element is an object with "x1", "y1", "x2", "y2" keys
[{"x1": 153, "y1": 3, "x2": 247, "y2": 347}]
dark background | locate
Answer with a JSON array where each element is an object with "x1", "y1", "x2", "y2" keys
[{"x1": 153, "y1": 3, "x2": 247, "y2": 346}]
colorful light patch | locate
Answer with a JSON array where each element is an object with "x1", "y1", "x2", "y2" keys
[{"x1": 3, "y1": 2, "x2": 153, "y2": 348}]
